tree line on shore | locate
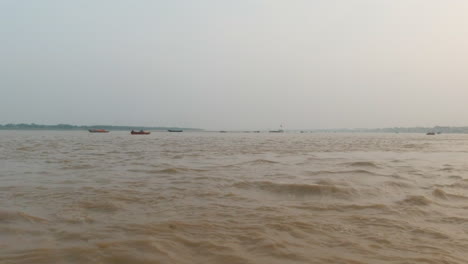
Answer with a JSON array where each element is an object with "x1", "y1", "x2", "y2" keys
[
  {"x1": 308, "y1": 126, "x2": 468, "y2": 134},
  {"x1": 2, "y1": 124, "x2": 468, "y2": 133},
  {"x1": 0, "y1": 123, "x2": 200, "y2": 131}
]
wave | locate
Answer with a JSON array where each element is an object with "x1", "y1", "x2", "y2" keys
[
  {"x1": 439, "y1": 181, "x2": 468, "y2": 189},
  {"x1": 314, "y1": 179, "x2": 350, "y2": 186},
  {"x1": 399, "y1": 195, "x2": 433, "y2": 206},
  {"x1": 16, "y1": 146, "x2": 35, "y2": 151},
  {"x1": 292, "y1": 203, "x2": 389, "y2": 212},
  {"x1": 432, "y1": 189, "x2": 448, "y2": 200},
  {"x1": 432, "y1": 188, "x2": 468, "y2": 201},
  {"x1": 0, "y1": 210, "x2": 47, "y2": 223},
  {"x1": 77, "y1": 200, "x2": 120, "y2": 212},
  {"x1": 128, "y1": 167, "x2": 207, "y2": 174},
  {"x1": 306, "y1": 169, "x2": 383, "y2": 177},
  {"x1": 439, "y1": 167, "x2": 454, "y2": 172},
  {"x1": 341, "y1": 161, "x2": 380, "y2": 168},
  {"x1": 237, "y1": 159, "x2": 281, "y2": 165},
  {"x1": 439, "y1": 216, "x2": 468, "y2": 224},
  {"x1": 233, "y1": 181, "x2": 357, "y2": 199},
  {"x1": 402, "y1": 144, "x2": 420, "y2": 149},
  {"x1": 211, "y1": 159, "x2": 281, "y2": 168},
  {"x1": 61, "y1": 164, "x2": 94, "y2": 170},
  {"x1": 383, "y1": 181, "x2": 413, "y2": 189}
]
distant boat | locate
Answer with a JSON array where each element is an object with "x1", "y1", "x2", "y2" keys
[
  {"x1": 269, "y1": 129, "x2": 284, "y2": 133},
  {"x1": 168, "y1": 129, "x2": 183, "y2": 132},
  {"x1": 220, "y1": 131, "x2": 227, "y2": 133},
  {"x1": 269, "y1": 125, "x2": 284, "y2": 133},
  {"x1": 426, "y1": 132, "x2": 436, "y2": 135},
  {"x1": 88, "y1": 129, "x2": 109, "y2": 133},
  {"x1": 131, "y1": 130, "x2": 150, "y2": 135}
]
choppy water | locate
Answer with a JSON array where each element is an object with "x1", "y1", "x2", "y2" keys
[{"x1": 2, "y1": 131, "x2": 468, "y2": 264}]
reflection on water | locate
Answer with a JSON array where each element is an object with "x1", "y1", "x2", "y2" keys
[{"x1": 2, "y1": 131, "x2": 468, "y2": 263}]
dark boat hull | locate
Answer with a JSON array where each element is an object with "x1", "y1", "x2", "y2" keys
[
  {"x1": 131, "y1": 131, "x2": 150, "y2": 135},
  {"x1": 89, "y1": 129, "x2": 109, "y2": 133}
]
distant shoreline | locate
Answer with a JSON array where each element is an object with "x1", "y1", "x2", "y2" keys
[
  {"x1": 0, "y1": 123, "x2": 202, "y2": 131},
  {"x1": 2, "y1": 124, "x2": 468, "y2": 134},
  {"x1": 304, "y1": 126, "x2": 467, "y2": 134}
]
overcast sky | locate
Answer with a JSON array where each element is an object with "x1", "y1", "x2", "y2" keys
[{"x1": 2, "y1": 1, "x2": 468, "y2": 130}]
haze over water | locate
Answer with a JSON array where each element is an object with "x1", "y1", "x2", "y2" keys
[
  {"x1": 3, "y1": 1, "x2": 468, "y2": 130},
  {"x1": 2, "y1": 131, "x2": 468, "y2": 264}
]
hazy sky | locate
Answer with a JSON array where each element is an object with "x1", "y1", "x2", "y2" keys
[{"x1": 2, "y1": 1, "x2": 468, "y2": 130}]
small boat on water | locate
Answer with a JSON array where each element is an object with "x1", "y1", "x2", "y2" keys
[
  {"x1": 89, "y1": 129, "x2": 109, "y2": 133},
  {"x1": 168, "y1": 129, "x2": 183, "y2": 132},
  {"x1": 269, "y1": 125, "x2": 284, "y2": 133},
  {"x1": 131, "y1": 130, "x2": 150, "y2": 135},
  {"x1": 426, "y1": 132, "x2": 435, "y2": 135}
]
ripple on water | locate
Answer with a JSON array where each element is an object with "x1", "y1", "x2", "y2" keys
[
  {"x1": 234, "y1": 181, "x2": 358, "y2": 199},
  {"x1": 0, "y1": 210, "x2": 48, "y2": 224}
]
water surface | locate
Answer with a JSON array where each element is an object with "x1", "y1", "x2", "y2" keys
[{"x1": 1, "y1": 131, "x2": 468, "y2": 263}]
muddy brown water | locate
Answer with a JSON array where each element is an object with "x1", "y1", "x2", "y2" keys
[{"x1": 1, "y1": 131, "x2": 468, "y2": 264}]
